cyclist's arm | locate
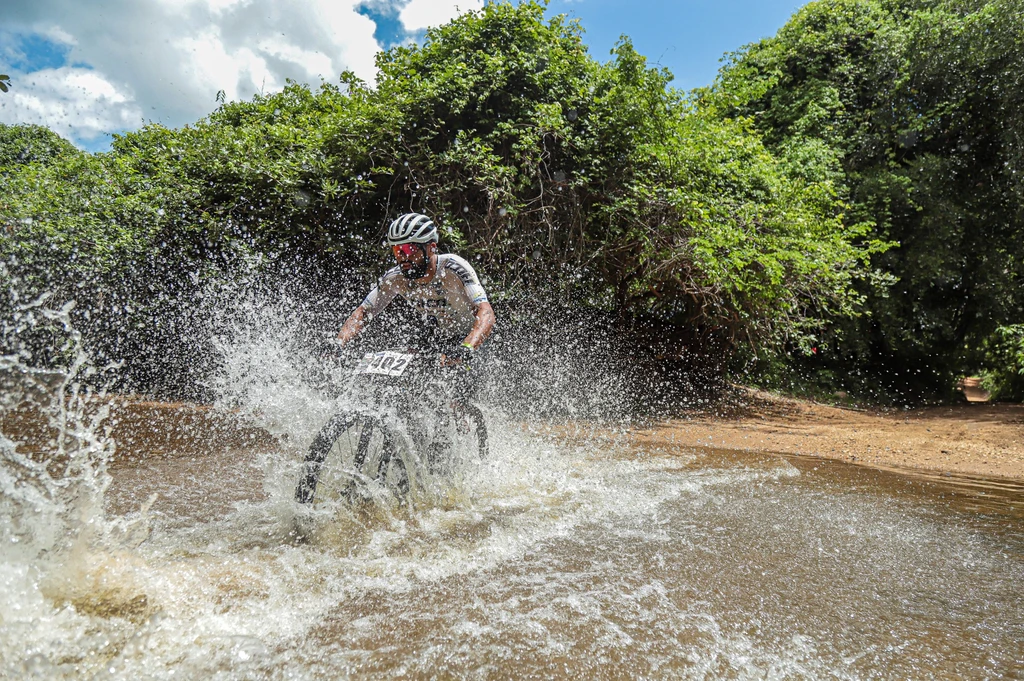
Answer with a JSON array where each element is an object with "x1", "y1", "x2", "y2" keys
[
  {"x1": 337, "y1": 273, "x2": 400, "y2": 346},
  {"x1": 442, "y1": 255, "x2": 494, "y2": 351},
  {"x1": 337, "y1": 305, "x2": 368, "y2": 345},
  {"x1": 462, "y1": 301, "x2": 495, "y2": 350}
]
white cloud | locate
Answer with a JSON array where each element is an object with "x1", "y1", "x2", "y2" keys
[
  {"x1": 257, "y1": 39, "x2": 334, "y2": 81},
  {"x1": 399, "y1": 0, "x2": 484, "y2": 32},
  {"x1": 154, "y1": 0, "x2": 246, "y2": 12},
  {"x1": 2, "y1": 0, "x2": 383, "y2": 147},
  {"x1": 175, "y1": 28, "x2": 280, "y2": 103},
  {"x1": 0, "y1": 66, "x2": 143, "y2": 143},
  {"x1": 1, "y1": 0, "x2": 489, "y2": 148}
]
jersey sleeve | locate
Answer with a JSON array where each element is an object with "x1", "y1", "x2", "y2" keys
[
  {"x1": 360, "y1": 268, "x2": 401, "y2": 315},
  {"x1": 443, "y1": 255, "x2": 489, "y2": 305}
]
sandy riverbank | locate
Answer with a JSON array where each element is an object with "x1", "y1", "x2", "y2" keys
[{"x1": 633, "y1": 388, "x2": 1024, "y2": 481}]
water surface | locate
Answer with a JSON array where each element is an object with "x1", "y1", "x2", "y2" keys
[{"x1": 5, "y1": 408, "x2": 1020, "y2": 679}]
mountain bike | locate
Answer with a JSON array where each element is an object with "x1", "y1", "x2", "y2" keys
[{"x1": 295, "y1": 348, "x2": 488, "y2": 506}]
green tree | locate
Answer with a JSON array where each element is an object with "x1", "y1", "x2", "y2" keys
[
  {"x1": 1, "y1": 1, "x2": 884, "y2": 397},
  {"x1": 367, "y1": 2, "x2": 880, "y2": 350},
  {"x1": 0, "y1": 123, "x2": 79, "y2": 169},
  {"x1": 707, "y1": 0, "x2": 1024, "y2": 400}
]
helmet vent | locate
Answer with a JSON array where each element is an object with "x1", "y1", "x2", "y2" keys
[{"x1": 388, "y1": 213, "x2": 438, "y2": 245}]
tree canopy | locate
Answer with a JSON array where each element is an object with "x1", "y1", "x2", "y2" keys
[
  {"x1": 1, "y1": 1, "x2": 882, "y2": 398},
  {"x1": 6, "y1": 0, "x2": 1021, "y2": 403},
  {"x1": 704, "y1": 0, "x2": 1024, "y2": 399}
]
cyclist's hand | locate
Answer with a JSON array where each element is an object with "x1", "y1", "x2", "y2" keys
[
  {"x1": 439, "y1": 344, "x2": 473, "y2": 368},
  {"x1": 317, "y1": 338, "x2": 348, "y2": 361},
  {"x1": 439, "y1": 353, "x2": 462, "y2": 368}
]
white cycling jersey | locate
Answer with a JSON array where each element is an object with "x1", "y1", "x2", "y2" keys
[{"x1": 360, "y1": 253, "x2": 489, "y2": 335}]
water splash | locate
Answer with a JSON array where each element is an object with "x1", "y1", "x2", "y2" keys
[
  {"x1": 2, "y1": 280, "x2": 1021, "y2": 679},
  {"x1": 0, "y1": 290, "x2": 167, "y2": 678}
]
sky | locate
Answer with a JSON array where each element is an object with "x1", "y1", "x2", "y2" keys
[{"x1": 0, "y1": 0, "x2": 806, "y2": 152}]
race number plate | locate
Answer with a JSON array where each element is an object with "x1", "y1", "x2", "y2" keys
[{"x1": 355, "y1": 351, "x2": 415, "y2": 377}]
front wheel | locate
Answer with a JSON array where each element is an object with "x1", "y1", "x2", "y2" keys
[{"x1": 295, "y1": 412, "x2": 410, "y2": 505}]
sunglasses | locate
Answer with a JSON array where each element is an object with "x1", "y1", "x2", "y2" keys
[{"x1": 392, "y1": 244, "x2": 423, "y2": 258}]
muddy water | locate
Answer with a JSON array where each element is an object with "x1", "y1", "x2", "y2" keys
[{"x1": 4, "y1": 404, "x2": 1024, "y2": 679}]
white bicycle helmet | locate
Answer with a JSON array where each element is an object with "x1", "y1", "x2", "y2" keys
[{"x1": 388, "y1": 213, "x2": 438, "y2": 245}]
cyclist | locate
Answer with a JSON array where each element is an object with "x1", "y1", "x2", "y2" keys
[{"x1": 334, "y1": 213, "x2": 495, "y2": 373}]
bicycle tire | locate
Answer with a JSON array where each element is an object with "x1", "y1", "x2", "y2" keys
[{"x1": 295, "y1": 412, "x2": 409, "y2": 504}]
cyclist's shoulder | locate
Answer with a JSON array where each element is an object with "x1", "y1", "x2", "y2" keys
[
  {"x1": 438, "y1": 253, "x2": 481, "y2": 282},
  {"x1": 437, "y1": 252, "x2": 476, "y2": 267},
  {"x1": 363, "y1": 266, "x2": 406, "y2": 301}
]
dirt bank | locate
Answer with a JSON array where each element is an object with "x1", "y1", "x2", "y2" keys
[{"x1": 634, "y1": 388, "x2": 1024, "y2": 481}]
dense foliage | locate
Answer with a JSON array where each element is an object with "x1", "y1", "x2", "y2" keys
[
  {"x1": 1, "y1": 2, "x2": 881, "y2": 398},
  {"x1": 0, "y1": 124, "x2": 77, "y2": 168},
  {"x1": 705, "y1": 0, "x2": 1024, "y2": 400},
  {"x1": 15, "y1": 0, "x2": 1024, "y2": 403}
]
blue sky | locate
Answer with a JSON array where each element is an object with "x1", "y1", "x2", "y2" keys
[
  {"x1": 0, "y1": 0, "x2": 806, "y2": 152},
  {"x1": 360, "y1": 0, "x2": 807, "y2": 90},
  {"x1": 545, "y1": 0, "x2": 806, "y2": 92}
]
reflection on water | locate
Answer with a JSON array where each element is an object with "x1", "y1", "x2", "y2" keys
[
  {"x1": 3, "y1": 396, "x2": 1022, "y2": 680},
  {"x1": 699, "y1": 446, "x2": 1024, "y2": 521}
]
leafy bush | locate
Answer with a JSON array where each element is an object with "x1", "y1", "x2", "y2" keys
[
  {"x1": 708, "y1": 0, "x2": 1024, "y2": 400},
  {"x1": 981, "y1": 325, "x2": 1024, "y2": 401},
  {"x1": 0, "y1": 124, "x2": 78, "y2": 170},
  {"x1": 1, "y1": 1, "x2": 885, "y2": 399}
]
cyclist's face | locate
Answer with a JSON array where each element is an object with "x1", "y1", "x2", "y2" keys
[{"x1": 392, "y1": 243, "x2": 430, "y2": 277}]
